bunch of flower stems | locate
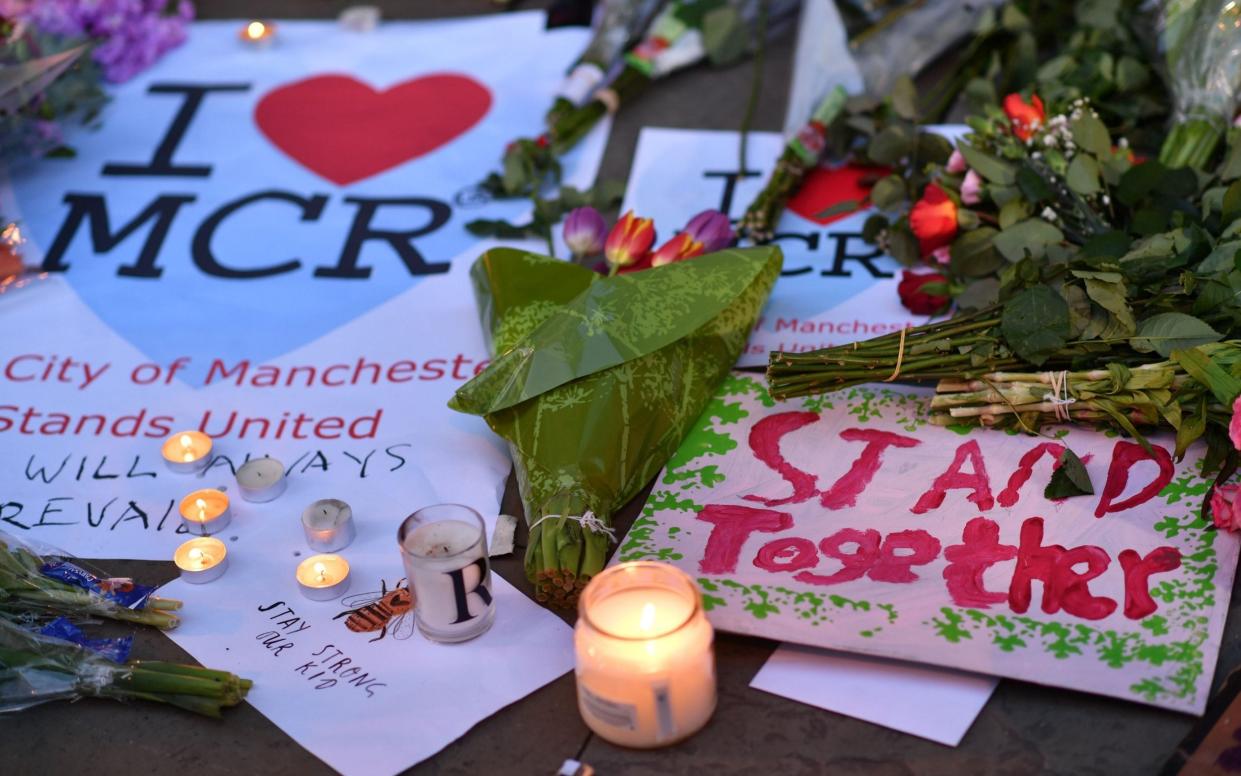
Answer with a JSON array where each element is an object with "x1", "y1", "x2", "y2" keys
[
  {"x1": 0, "y1": 619, "x2": 251, "y2": 717},
  {"x1": 0, "y1": 538, "x2": 181, "y2": 629}
]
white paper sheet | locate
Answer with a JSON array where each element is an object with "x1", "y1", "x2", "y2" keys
[
  {"x1": 0, "y1": 16, "x2": 608, "y2": 560},
  {"x1": 752, "y1": 645, "x2": 997, "y2": 746}
]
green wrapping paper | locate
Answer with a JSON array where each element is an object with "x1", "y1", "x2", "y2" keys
[{"x1": 450, "y1": 246, "x2": 782, "y2": 606}]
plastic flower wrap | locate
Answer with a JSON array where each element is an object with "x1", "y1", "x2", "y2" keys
[
  {"x1": 0, "y1": 531, "x2": 181, "y2": 629},
  {"x1": 0, "y1": 618, "x2": 251, "y2": 717},
  {"x1": 451, "y1": 245, "x2": 781, "y2": 606},
  {"x1": 1159, "y1": 0, "x2": 1241, "y2": 168}
]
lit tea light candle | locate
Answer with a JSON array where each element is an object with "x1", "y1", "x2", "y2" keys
[
  {"x1": 235, "y1": 457, "x2": 287, "y2": 503},
  {"x1": 296, "y1": 554, "x2": 350, "y2": 601},
  {"x1": 161, "y1": 430, "x2": 212, "y2": 474},
  {"x1": 174, "y1": 537, "x2": 229, "y2": 584},
  {"x1": 398, "y1": 504, "x2": 495, "y2": 643},
  {"x1": 302, "y1": 499, "x2": 356, "y2": 552},
  {"x1": 574, "y1": 562, "x2": 716, "y2": 748},
  {"x1": 178, "y1": 488, "x2": 231, "y2": 535},
  {"x1": 239, "y1": 20, "x2": 276, "y2": 47}
]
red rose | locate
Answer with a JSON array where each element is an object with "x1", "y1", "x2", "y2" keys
[
  {"x1": 908, "y1": 183, "x2": 958, "y2": 256},
  {"x1": 897, "y1": 270, "x2": 950, "y2": 315},
  {"x1": 1003, "y1": 93, "x2": 1045, "y2": 141}
]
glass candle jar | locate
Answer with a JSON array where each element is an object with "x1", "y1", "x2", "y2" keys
[
  {"x1": 574, "y1": 562, "x2": 716, "y2": 748},
  {"x1": 398, "y1": 504, "x2": 495, "y2": 643}
]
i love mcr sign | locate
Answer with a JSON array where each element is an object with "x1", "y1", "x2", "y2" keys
[
  {"x1": 0, "y1": 17, "x2": 608, "y2": 560},
  {"x1": 622, "y1": 375, "x2": 1241, "y2": 714}
]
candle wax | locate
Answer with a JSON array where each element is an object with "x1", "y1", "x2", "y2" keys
[{"x1": 402, "y1": 519, "x2": 493, "y2": 637}]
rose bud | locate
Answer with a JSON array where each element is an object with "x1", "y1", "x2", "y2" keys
[
  {"x1": 682, "y1": 209, "x2": 734, "y2": 253},
  {"x1": 908, "y1": 183, "x2": 958, "y2": 256},
  {"x1": 960, "y1": 169, "x2": 983, "y2": 205},
  {"x1": 604, "y1": 210, "x2": 656, "y2": 269},
  {"x1": 1212, "y1": 483, "x2": 1241, "y2": 532},
  {"x1": 563, "y1": 206, "x2": 607, "y2": 258},
  {"x1": 897, "y1": 270, "x2": 951, "y2": 315},
  {"x1": 946, "y1": 149, "x2": 967, "y2": 174},
  {"x1": 1003, "y1": 93, "x2": 1045, "y2": 141}
]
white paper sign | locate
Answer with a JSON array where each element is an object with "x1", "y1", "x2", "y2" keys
[
  {"x1": 161, "y1": 507, "x2": 575, "y2": 776},
  {"x1": 623, "y1": 127, "x2": 971, "y2": 366},
  {"x1": 0, "y1": 16, "x2": 608, "y2": 559},
  {"x1": 752, "y1": 645, "x2": 997, "y2": 746},
  {"x1": 622, "y1": 374, "x2": 1240, "y2": 714}
]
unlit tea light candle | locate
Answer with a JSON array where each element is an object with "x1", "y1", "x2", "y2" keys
[
  {"x1": 398, "y1": 505, "x2": 495, "y2": 643},
  {"x1": 162, "y1": 431, "x2": 212, "y2": 473},
  {"x1": 302, "y1": 499, "x2": 355, "y2": 552},
  {"x1": 174, "y1": 537, "x2": 228, "y2": 584},
  {"x1": 178, "y1": 488, "x2": 231, "y2": 535},
  {"x1": 235, "y1": 457, "x2": 287, "y2": 502},
  {"x1": 296, "y1": 554, "x2": 350, "y2": 601},
  {"x1": 574, "y1": 562, "x2": 716, "y2": 748}
]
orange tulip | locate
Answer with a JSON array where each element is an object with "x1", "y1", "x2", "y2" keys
[
  {"x1": 908, "y1": 183, "x2": 958, "y2": 257},
  {"x1": 650, "y1": 233, "x2": 705, "y2": 267},
  {"x1": 604, "y1": 210, "x2": 656, "y2": 269},
  {"x1": 1003, "y1": 93, "x2": 1045, "y2": 141}
]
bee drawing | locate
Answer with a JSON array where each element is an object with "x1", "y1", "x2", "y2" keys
[{"x1": 333, "y1": 577, "x2": 414, "y2": 642}]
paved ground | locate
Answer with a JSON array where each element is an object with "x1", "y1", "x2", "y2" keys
[{"x1": 1, "y1": 2, "x2": 1233, "y2": 774}]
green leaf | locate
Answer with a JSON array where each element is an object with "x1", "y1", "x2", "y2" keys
[
  {"x1": 949, "y1": 227, "x2": 1003, "y2": 277},
  {"x1": 1044, "y1": 449, "x2": 1094, "y2": 499},
  {"x1": 1075, "y1": 0, "x2": 1119, "y2": 28},
  {"x1": 1221, "y1": 135, "x2": 1241, "y2": 182},
  {"x1": 816, "y1": 199, "x2": 865, "y2": 219},
  {"x1": 1001, "y1": 286, "x2": 1069, "y2": 365},
  {"x1": 1131, "y1": 313, "x2": 1223, "y2": 357},
  {"x1": 1199, "y1": 240, "x2": 1241, "y2": 274},
  {"x1": 956, "y1": 278, "x2": 1000, "y2": 311},
  {"x1": 1117, "y1": 161, "x2": 1166, "y2": 206},
  {"x1": 1222, "y1": 179, "x2": 1241, "y2": 227},
  {"x1": 1175, "y1": 397, "x2": 1207, "y2": 460},
  {"x1": 998, "y1": 200, "x2": 1030, "y2": 230},
  {"x1": 993, "y1": 218, "x2": 1064, "y2": 262},
  {"x1": 1074, "y1": 271, "x2": 1136, "y2": 335},
  {"x1": 1066, "y1": 154, "x2": 1102, "y2": 196},
  {"x1": 1115, "y1": 56, "x2": 1149, "y2": 91},
  {"x1": 1016, "y1": 166, "x2": 1054, "y2": 202},
  {"x1": 887, "y1": 225, "x2": 920, "y2": 265},
  {"x1": 890, "y1": 76, "x2": 918, "y2": 121},
  {"x1": 1070, "y1": 113, "x2": 1112, "y2": 157},
  {"x1": 703, "y1": 7, "x2": 749, "y2": 66},
  {"x1": 958, "y1": 144, "x2": 1016, "y2": 185},
  {"x1": 916, "y1": 132, "x2": 953, "y2": 165},
  {"x1": 869, "y1": 175, "x2": 906, "y2": 211},
  {"x1": 1172, "y1": 347, "x2": 1241, "y2": 406},
  {"x1": 868, "y1": 125, "x2": 916, "y2": 165}
]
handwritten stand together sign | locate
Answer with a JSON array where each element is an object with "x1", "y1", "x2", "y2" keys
[{"x1": 622, "y1": 375, "x2": 1240, "y2": 714}]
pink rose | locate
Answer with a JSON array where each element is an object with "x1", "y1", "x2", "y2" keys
[
  {"x1": 946, "y1": 149, "x2": 967, "y2": 174},
  {"x1": 931, "y1": 246, "x2": 951, "y2": 265},
  {"x1": 961, "y1": 169, "x2": 983, "y2": 206},
  {"x1": 1230, "y1": 395, "x2": 1241, "y2": 450},
  {"x1": 1212, "y1": 484, "x2": 1241, "y2": 532}
]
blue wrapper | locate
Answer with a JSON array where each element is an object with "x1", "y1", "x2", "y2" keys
[
  {"x1": 38, "y1": 617, "x2": 133, "y2": 663},
  {"x1": 40, "y1": 559, "x2": 154, "y2": 609}
]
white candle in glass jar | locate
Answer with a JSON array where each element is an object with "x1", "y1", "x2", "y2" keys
[
  {"x1": 162, "y1": 431, "x2": 212, "y2": 473},
  {"x1": 398, "y1": 506, "x2": 495, "y2": 643},
  {"x1": 574, "y1": 562, "x2": 716, "y2": 748}
]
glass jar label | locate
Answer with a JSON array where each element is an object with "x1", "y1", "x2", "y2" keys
[{"x1": 579, "y1": 684, "x2": 637, "y2": 731}]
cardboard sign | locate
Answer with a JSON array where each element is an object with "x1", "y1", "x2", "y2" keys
[
  {"x1": 621, "y1": 374, "x2": 1239, "y2": 714},
  {"x1": 0, "y1": 16, "x2": 608, "y2": 559}
]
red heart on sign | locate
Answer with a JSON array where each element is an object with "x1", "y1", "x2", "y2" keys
[
  {"x1": 785, "y1": 163, "x2": 886, "y2": 225},
  {"x1": 255, "y1": 74, "x2": 492, "y2": 185}
]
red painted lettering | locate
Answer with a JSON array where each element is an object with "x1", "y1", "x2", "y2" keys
[
  {"x1": 742, "y1": 412, "x2": 820, "y2": 507},
  {"x1": 868, "y1": 529, "x2": 942, "y2": 583},
  {"x1": 794, "y1": 528, "x2": 880, "y2": 586},
  {"x1": 911, "y1": 439, "x2": 995, "y2": 514},
  {"x1": 754, "y1": 537, "x2": 818, "y2": 572},
  {"x1": 697, "y1": 504, "x2": 792, "y2": 575},
  {"x1": 1119, "y1": 547, "x2": 1182, "y2": 619},
  {"x1": 997, "y1": 442, "x2": 1066, "y2": 508},
  {"x1": 942, "y1": 517, "x2": 1018, "y2": 607},
  {"x1": 1094, "y1": 441, "x2": 1174, "y2": 518},
  {"x1": 1008, "y1": 517, "x2": 1116, "y2": 620},
  {"x1": 820, "y1": 428, "x2": 921, "y2": 510}
]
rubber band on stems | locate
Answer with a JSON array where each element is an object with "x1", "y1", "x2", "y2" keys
[{"x1": 1043, "y1": 370, "x2": 1076, "y2": 421}]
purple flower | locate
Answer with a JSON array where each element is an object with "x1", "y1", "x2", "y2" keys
[
  {"x1": 563, "y1": 206, "x2": 607, "y2": 258},
  {"x1": 682, "y1": 210, "x2": 733, "y2": 253}
]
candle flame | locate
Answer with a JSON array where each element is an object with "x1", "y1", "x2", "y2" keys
[
  {"x1": 246, "y1": 21, "x2": 266, "y2": 39},
  {"x1": 180, "y1": 433, "x2": 192, "y2": 448},
  {"x1": 189, "y1": 548, "x2": 204, "y2": 563},
  {"x1": 314, "y1": 561, "x2": 327, "y2": 582},
  {"x1": 195, "y1": 497, "x2": 207, "y2": 521},
  {"x1": 639, "y1": 602, "x2": 656, "y2": 632}
]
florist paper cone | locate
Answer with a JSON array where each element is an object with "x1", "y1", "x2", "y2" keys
[{"x1": 451, "y1": 246, "x2": 782, "y2": 606}]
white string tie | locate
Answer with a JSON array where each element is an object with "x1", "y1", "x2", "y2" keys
[
  {"x1": 1042, "y1": 370, "x2": 1076, "y2": 421},
  {"x1": 528, "y1": 511, "x2": 617, "y2": 544}
]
